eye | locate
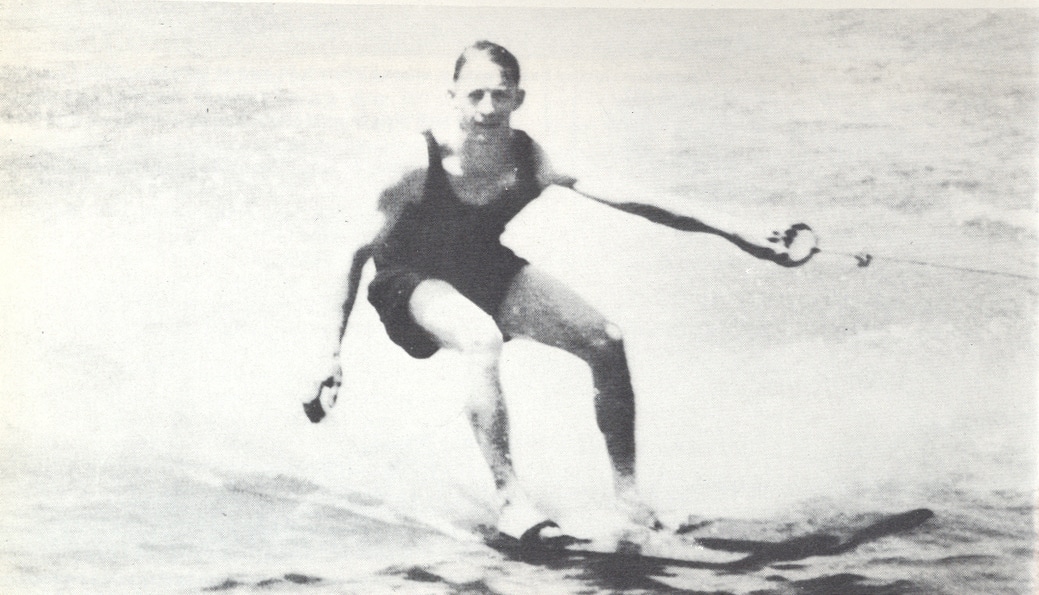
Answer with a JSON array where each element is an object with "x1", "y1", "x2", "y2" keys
[
  {"x1": 468, "y1": 90, "x2": 484, "y2": 102},
  {"x1": 491, "y1": 90, "x2": 509, "y2": 102}
]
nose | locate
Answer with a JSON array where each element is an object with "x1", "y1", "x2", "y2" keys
[{"x1": 476, "y1": 93, "x2": 496, "y2": 116}]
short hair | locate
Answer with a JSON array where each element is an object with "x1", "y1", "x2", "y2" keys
[{"x1": 453, "y1": 41, "x2": 520, "y2": 85}]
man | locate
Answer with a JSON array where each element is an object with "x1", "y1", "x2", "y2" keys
[{"x1": 304, "y1": 41, "x2": 818, "y2": 544}]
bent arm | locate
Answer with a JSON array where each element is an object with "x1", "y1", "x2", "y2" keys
[
  {"x1": 307, "y1": 238, "x2": 375, "y2": 421},
  {"x1": 333, "y1": 242, "x2": 375, "y2": 356}
]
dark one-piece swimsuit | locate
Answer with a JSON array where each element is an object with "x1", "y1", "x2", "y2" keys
[{"x1": 367, "y1": 129, "x2": 543, "y2": 359}]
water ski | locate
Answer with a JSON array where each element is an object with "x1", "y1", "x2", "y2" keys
[
  {"x1": 685, "y1": 507, "x2": 935, "y2": 571},
  {"x1": 485, "y1": 508, "x2": 934, "y2": 572},
  {"x1": 485, "y1": 528, "x2": 740, "y2": 570}
]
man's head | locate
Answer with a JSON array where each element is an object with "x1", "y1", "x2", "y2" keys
[{"x1": 449, "y1": 41, "x2": 525, "y2": 136}]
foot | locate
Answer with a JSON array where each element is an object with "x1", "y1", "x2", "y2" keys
[
  {"x1": 623, "y1": 499, "x2": 664, "y2": 532},
  {"x1": 609, "y1": 496, "x2": 664, "y2": 553},
  {"x1": 517, "y1": 520, "x2": 586, "y2": 549},
  {"x1": 616, "y1": 485, "x2": 664, "y2": 532},
  {"x1": 496, "y1": 491, "x2": 584, "y2": 549},
  {"x1": 496, "y1": 490, "x2": 552, "y2": 540}
]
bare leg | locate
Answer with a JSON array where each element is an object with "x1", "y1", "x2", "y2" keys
[
  {"x1": 409, "y1": 279, "x2": 551, "y2": 537},
  {"x1": 497, "y1": 266, "x2": 657, "y2": 526},
  {"x1": 409, "y1": 279, "x2": 516, "y2": 492}
]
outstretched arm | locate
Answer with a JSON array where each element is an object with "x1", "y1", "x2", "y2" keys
[
  {"x1": 529, "y1": 141, "x2": 818, "y2": 267},
  {"x1": 568, "y1": 183, "x2": 819, "y2": 267}
]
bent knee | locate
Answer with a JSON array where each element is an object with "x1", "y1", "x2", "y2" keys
[
  {"x1": 452, "y1": 323, "x2": 504, "y2": 357},
  {"x1": 588, "y1": 322, "x2": 624, "y2": 352},
  {"x1": 410, "y1": 280, "x2": 503, "y2": 356}
]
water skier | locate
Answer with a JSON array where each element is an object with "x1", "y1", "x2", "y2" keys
[{"x1": 305, "y1": 41, "x2": 818, "y2": 544}]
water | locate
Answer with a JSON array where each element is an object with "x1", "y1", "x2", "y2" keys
[{"x1": 1, "y1": 5, "x2": 1036, "y2": 593}]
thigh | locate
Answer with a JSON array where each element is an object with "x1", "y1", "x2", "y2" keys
[
  {"x1": 496, "y1": 266, "x2": 619, "y2": 355},
  {"x1": 410, "y1": 279, "x2": 503, "y2": 352}
]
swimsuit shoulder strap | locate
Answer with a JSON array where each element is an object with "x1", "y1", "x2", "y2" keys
[
  {"x1": 420, "y1": 129, "x2": 454, "y2": 203},
  {"x1": 509, "y1": 129, "x2": 539, "y2": 188},
  {"x1": 511, "y1": 128, "x2": 531, "y2": 149},
  {"x1": 422, "y1": 130, "x2": 443, "y2": 172}
]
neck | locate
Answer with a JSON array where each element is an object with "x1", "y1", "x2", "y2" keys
[{"x1": 463, "y1": 125, "x2": 512, "y2": 145}]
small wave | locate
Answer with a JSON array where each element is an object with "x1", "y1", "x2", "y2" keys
[
  {"x1": 203, "y1": 573, "x2": 322, "y2": 592},
  {"x1": 204, "y1": 466, "x2": 482, "y2": 544},
  {"x1": 961, "y1": 216, "x2": 1037, "y2": 241},
  {"x1": 869, "y1": 553, "x2": 1000, "y2": 567},
  {"x1": 224, "y1": 474, "x2": 321, "y2": 498},
  {"x1": 382, "y1": 565, "x2": 498, "y2": 593},
  {"x1": 948, "y1": 196, "x2": 1037, "y2": 240}
]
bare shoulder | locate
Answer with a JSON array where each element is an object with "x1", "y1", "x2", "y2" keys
[
  {"x1": 527, "y1": 135, "x2": 577, "y2": 189},
  {"x1": 377, "y1": 168, "x2": 426, "y2": 216},
  {"x1": 375, "y1": 132, "x2": 430, "y2": 217}
]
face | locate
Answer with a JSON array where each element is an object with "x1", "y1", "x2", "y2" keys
[{"x1": 449, "y1": 53, "x2": 525, "y2": 137}]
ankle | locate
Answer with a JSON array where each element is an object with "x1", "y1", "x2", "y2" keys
[
  {"x1": 496, "y1": 489, "x2": 552, "y2": 540},
  {"x1": 614, "y1": 473, "x2": 639, "y2": 500},
  {"x1": 614, "y1": 483, "x2": 663, "y2": 531}
]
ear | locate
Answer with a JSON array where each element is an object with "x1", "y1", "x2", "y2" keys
[
  {"x1": 513, "y1": 88, "x2": 526, "y2": 109},
  {"x1": 447, "y1": 88, "x2": 456, "y2": 100}
]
